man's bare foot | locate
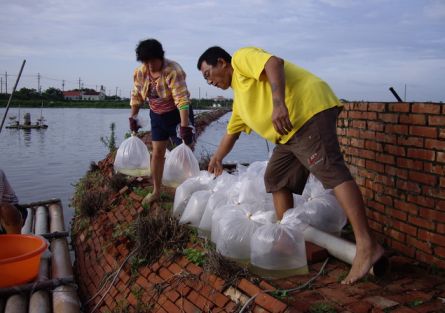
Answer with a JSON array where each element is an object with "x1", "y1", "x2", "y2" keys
[
  {"x1": 142, "y1": 192, "x2": 160, "y2": 206},
  {"x1": 341, "y1": 242, "x2": 385, "y2": 285}
]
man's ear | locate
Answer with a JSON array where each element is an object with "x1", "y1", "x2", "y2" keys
[{"x1": 218, "y1": 58, "x2": 227, "y2": 68}]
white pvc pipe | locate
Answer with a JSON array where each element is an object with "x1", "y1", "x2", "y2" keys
[{"x1": 303, "y1": 225, "x2": 388, "y2": 276}]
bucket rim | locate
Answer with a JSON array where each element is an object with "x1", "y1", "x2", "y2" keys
[{"x1": 0, "y1": 234, "x2": 47, "y2": 264}]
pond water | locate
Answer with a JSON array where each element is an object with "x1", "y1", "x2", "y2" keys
[{"x1": 0, "y1": 108, "x2": 272, "y2": 229}]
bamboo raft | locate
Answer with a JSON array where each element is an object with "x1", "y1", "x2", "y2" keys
[{"x1": 0, "y1": 199, "x2": 81, "y2": 313}]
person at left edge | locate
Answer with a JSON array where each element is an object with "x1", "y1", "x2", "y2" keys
[{"x1": 129, "y1": 38, "x2": 194, "y2": 205}]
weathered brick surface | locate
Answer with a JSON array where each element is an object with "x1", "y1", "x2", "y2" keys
[{"x1": 337, "y1": 101, "x2": 445, "y2": 268}]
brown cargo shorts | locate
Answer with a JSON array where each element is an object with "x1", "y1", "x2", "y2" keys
[{"x1": 264, "y1": 106, "x2": 353, "y2": 193}]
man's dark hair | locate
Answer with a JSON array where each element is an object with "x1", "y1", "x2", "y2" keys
[
  {"x1": 197, "y1": 46, "x2": 232, "y2": 70},
  {"x1": 136, "y1": 39, "x2": 165, "y2": 62}
]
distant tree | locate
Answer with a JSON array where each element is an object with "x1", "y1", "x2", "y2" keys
[
  {"x1": 43, "y1": 87, "x2": 64, "y2": 100},
  {"x1": 15, "y1": 88, "x2": 41, "y2": 100}
]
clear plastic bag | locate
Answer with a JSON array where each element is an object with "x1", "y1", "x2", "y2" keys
[
  {"x1": 251, "y1": 210, "x2": 307, "y2": 271},
  {"x1": 162, "y1": 143, "x2": 200, "y2": 187},
  {"x1": 215, "y1": 207, "x2": 275, "y2": 261},
  {"x1": 179, "y1": 190, "x2": 212, "y2": 227},
  {"x1": 173, "y1": 171, "x2": 214, "y2": 217},
  {"x1": 297, "y1": 193, "x2": 346, "y2": 234},
  {"x1": 113, "y1": 135, "x2": 150, "y2": 177}
]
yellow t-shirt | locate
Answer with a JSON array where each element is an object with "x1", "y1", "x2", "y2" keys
[{"x1": 227, "y1": 47, "x2": 342, "y2": 144}]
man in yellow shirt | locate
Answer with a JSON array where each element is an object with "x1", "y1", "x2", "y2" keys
[{"x1": 197, "y1": 46, "x2": 384, "y2": 285}]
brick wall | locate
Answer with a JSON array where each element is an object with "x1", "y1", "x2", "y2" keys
[{"x1": 337, "y1": 102, "x2": 445, "y2": 268}]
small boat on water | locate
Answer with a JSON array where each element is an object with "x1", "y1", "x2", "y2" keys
[
  {"x1": 5, "y1": 101, "x2": 48, "y2": 129},
  {"x1": 6, "y1": 112, "x2": 48, "y2": 129}
]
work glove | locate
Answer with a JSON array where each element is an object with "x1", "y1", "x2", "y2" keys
[
  {"x1": 129, "y1": 117, "x2": 140, "y2": 133},
  {"x1": 180, "y1": 126, "x2": 194, "y2": 145}
]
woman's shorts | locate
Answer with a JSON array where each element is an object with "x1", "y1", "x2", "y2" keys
[
  {"x1": 150, "y1": 109, "x2": 181, "y2": 142},
  {"x1": 264, "y1": 107, "x2": 353, "y2": 193}
]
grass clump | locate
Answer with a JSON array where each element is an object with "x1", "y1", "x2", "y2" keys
[
  {"x1": 134, "y1": 206, "x2": 190, "y2": 266},
  {"x1": 72, "y1": 171, "x2": 110, "y2": 217},
  {"x1": 109, "y1": 173, "x2": 128, "y2": 193}
]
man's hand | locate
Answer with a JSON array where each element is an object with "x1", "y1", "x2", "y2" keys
[
  {"x1": 208, "y1": 156, "x2": 223, "y2": 176},
  {"x1": 129, "y1": 117, "x2": 140, "y2": 133},
  {"x1": 180, "y1": 126, "x2": 194, "y2": 146},
  {"x1": 272, "y1": 104, "x2": 293, "y2": 135}
]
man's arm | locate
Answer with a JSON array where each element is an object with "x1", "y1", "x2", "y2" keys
[
  {"x1": 264, "y1": 56, "x2": 293, "y2": 135},
  {"x1": 208, "y1": 132, "x2": 241, "y2": 176}
]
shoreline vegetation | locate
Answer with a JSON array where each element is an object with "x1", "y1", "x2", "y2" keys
[{"x1": 0, "y1": 98, "x2": 233, "y2": 109}]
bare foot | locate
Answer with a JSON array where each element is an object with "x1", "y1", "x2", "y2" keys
[
  {"x1": 341, "y1": 241, "x2": 385, "y2": 285},
  {"x1": 142, "y1": 192, "x2": 160, "y2": 206}
]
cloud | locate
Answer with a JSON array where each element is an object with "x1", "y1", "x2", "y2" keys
[{"x1": 0, "y1": 0, "x2": 443, "y2": 101}]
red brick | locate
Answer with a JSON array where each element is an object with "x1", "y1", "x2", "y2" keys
[
  {"x1": 407, "y1": 235, "x2": 432, "y2": 254},
  {"x1": 186, "y1": 262, "x2": 203, "y2": 276},
  {"x1": 238, "y1": 279, "x2": 261, "y2": 297},
  {"x1": 419, "y1": 207, "x2": 445, "y2": 223},
  {"x1": 318, "y1": 287, "x2": 357, "y2": 305},
  {"x1": 408, "y1": 170, "x2": 437, "y2": 186},
  {"x1": 165, "y1": 289, "x2": 181, "y2": 302},
  {"x1": 187, "y1": 290, "x2": 214, "y2": 311},
  {"x1": 418, "y1": 229, "x2": 445, "y2": 247},
  {"x1": 400, "y1": 114, "x2": 426, "y2": 125},
  {"x1": 392, "y1": 220, "x2": 418, "y2": 237},
  {"x1": 425, "y1": 138, "x2": 445, "y2": 151},
  {"x1": 407, "y1": 148, "x2": 435, "y2": 161},
  {"x1": 158, "y1": 267, "x2": 174, "y2": 280},
  {"x1": 412, "y1": 103, "x2": 441, "y2": 114},
  {"x1": 409, "y1": 126, "x2": 437, "y2": 138},
  {"x1": 255, "y1": 293, "x2": 287, "y2": 313},
  {"x1": 429, "y1": 115, "x2": 445, "y2": 126},
  {"x1": 161, "y1": 299, "x2": 181, "y2": 313},
  {"x1": 175, "y1": 297, "x2": 200, "y2": 313}
]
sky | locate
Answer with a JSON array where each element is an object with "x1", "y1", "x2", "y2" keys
[{"x1": 0, "y1": 0, "x2": 444, "y2": 102}]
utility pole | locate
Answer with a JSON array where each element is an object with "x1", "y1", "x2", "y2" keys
[
  {"x1": 37, "y1": 73, "x2": 41, "y2": 94},
  {"x1": 115, "y1": 87, "x2": 118, "y2": 97},
  {"x1": 62, "y1": 80, "x2": 65, "y2": 92},
  {"x1": 78, "y1": 77, "x2": 81, "y2": 90},
  {"x1": 0, "y1": 77, "x2": 2, "y2": 94},
  {"x1": 5, "y1": 72, "x2": 8, "y2": 94}
]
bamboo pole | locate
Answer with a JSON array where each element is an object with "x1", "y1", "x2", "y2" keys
[
  {"x1": 0, "y1": 60, "x2": 26, "y2": 134},
  {"x1": 18, "y1": 198, "x2": 60, "y2": 209},
  {"x1": 0, "y1": 278, "x2": 74, "y2": 297},
  {"x1": 30, "y1": 206, "x2": 50, "y2": 313},
  {"x1": 4, "y1": 294, "x2": 27, "y2": 313},
  {"x1": 48, "y1": 203, "x2": 81, "y2": 313}
]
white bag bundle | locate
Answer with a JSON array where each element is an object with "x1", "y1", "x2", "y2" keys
[
  {"x1": 163, "y1": 143, "x2": 200, "y2": 188},
  {"x1": 173, "y1": 171, "x2": 214, "y2": 217},
  {"x1": 251, "y1": 208, "x2": 307, "y2": 271},
  {"x1": 297, "y1": 193, "x2": 346, "y2": 234},
  {"x1": 179, "y1": 190, "x2": 212, "y2": 227},
  {"x1": 198, "y1": 172, "x2": 241, "y2": 233},
  {"x1": 113, "y1": 135, "x2": 150, "y2": 177},
  {"x1": 215, "y1": 207, "x2": 276, "y2": 261}
]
